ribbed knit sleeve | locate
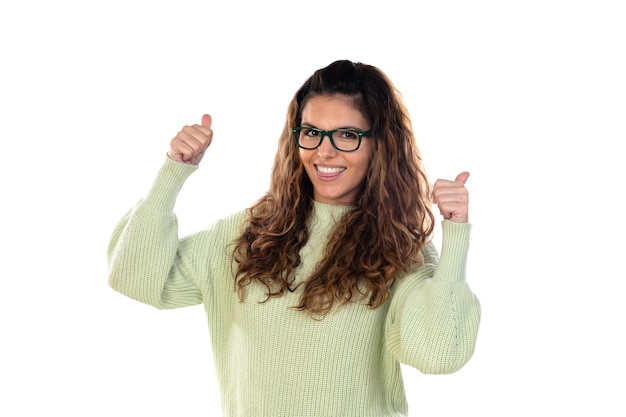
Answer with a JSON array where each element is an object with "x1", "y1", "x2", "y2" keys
[
  {"x1": 385, "y1": 220, "x2": 481, "y2": 374},
  {"x1": 107, "y1": 157, "x2": 203, "y2": 309}
]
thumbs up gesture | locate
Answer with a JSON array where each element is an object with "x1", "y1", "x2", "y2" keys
[
  {"x1": 168, "y1": 114, "x2": 213, "y2": 165},
  {"x1": 432, "y1": 172, "x2": 470, "y2": 223}
]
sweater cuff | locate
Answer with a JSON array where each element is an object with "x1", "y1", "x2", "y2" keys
[
  {"x1": 433, "y1": 220, "x2": 471, "y2": 283},
  {"x1": 142, "y1": 155, "x2": 198, "y2": 213}
]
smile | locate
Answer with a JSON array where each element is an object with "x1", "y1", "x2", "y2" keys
[{"x1": 316, "y1": 165, "x2": 346, "y2": 174}]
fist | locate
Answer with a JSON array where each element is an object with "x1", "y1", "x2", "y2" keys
[
  {"x1": 168, "y1": 114, "x2": 213, "y2": 165},
  {"x1": 432, "y1": 172, "x2": 470, "y2": 223}
]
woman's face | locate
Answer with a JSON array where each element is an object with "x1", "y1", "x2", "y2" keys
[{"x1": 299, "y1": 95, "x2": 372, "y2": 205}]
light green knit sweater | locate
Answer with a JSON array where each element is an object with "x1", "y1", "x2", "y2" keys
[{"x1": 107, "y1": 157, "x2": 481, "y2": 417}]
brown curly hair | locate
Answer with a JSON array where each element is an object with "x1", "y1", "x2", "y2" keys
[{"x1": 232, "y1": 60, "x2": 434, "y2": 316}]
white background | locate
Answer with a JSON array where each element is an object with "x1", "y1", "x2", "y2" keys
[{"x1": 1, "y1": 0, "x2": 624, "y2": 415}]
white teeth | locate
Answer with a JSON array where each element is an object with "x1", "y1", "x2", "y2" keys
[{"x1": 317, "y1": 166, "x2": 345, "y2": 174}]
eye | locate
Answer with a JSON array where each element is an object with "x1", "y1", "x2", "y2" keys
[
  {"x1": 303, "y1": 128, "x2": 320, "y2": 137},
  {"x1": 338, "y1": 129, "x2": 359, "y2": 139}
]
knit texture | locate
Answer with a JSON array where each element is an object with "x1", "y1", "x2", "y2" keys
[{"x1": 107, "y1": 157, "x2": 481, "y2": 417}]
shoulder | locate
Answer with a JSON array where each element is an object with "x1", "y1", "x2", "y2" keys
[
  {"x1": 198, "y1": 209, "x2": 250, "y2": 240},
  {"x1": 176, "y1": 210, "x2": 250, "y2": 265},
  {"x1": 388, "y1": 241, "x2": 439, "y2": 294}
]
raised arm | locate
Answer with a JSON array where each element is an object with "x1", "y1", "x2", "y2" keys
[
  {"x1": 385, "y1": 171, "x2": 481, "y2": 374},
  {"x1": 107, "y1": 115, "x2": 214, "y2": 309}
]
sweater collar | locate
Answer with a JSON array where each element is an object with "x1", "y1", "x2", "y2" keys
[{"x1": 311, "y1": 200, "x2": 352, "y2": 224}]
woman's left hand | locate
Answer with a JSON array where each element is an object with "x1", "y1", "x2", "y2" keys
[{"x1": 432, "y1": 172, "x2": 470, "y2": 223}]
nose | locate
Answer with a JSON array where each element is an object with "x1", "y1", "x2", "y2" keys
[{"x1": 317, "y1": 132, "x2": 337, "y2": 158}]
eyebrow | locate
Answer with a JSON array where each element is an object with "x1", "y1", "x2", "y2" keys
[{"x1": 301, "y1": 123, "x2": 368, "y2": 131}]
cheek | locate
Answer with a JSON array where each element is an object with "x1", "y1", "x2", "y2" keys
[
  {"x1": 299, "y1": 149, "x2": 316, "y2": 172},
  {"x1": 356, "y1": 147, "x2": 373, "y2": 173},
  {"x1": 359, "y1": 157, "x2": 372, "y2": 178},
  {"x1": 298, "y1": 149, "x2": 309, "y2": 164}
]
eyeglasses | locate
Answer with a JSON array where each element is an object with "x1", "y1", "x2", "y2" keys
[{"x1": 292, "y1": 126, "x2": 372, "y2": 152}]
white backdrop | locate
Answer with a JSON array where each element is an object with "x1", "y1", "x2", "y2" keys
[{"x1": 1, "y1": 1, "x2": 624, "y2": 415}]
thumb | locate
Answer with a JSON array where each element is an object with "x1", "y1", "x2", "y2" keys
[
  {"x1": 201, "y1": 114, "x2": 212, "y2": 128},
  {"x1": 455, "y1": 171, "x2": 470, "y2": 184}
]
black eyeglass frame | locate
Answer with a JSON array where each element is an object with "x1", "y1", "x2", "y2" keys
[{"x1": 291, "y1": 126, "x2": 372, "y2": 152}]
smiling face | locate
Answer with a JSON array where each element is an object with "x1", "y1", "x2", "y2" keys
[{"x1": 299, "y1": 94, "x2": 372, "y2": 205}]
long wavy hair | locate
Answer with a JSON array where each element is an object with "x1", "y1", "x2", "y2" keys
[{"x1": 232, "y1": 60, "x2": 434, "y2": 316}]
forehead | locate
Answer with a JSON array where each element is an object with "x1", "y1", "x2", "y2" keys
[{"x1": 301, "y1": 95, "x2": 368, "y2": 128}]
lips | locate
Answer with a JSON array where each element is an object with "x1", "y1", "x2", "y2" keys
[{"x1": 315, "y1": 164, "x2": 345, "y2": 180}]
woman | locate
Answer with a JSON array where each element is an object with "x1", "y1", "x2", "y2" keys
[{"x1": 108, "y1": 60, "x2": 481, "y2": 416}]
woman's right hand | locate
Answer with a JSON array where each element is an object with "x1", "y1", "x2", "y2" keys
[{"x1": 167, "y1": 114, "x2": 213, "y2": 165}]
